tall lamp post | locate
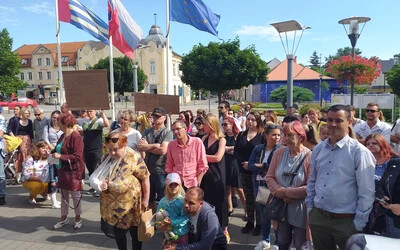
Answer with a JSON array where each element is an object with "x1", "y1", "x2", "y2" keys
[
  {"x1": 271, "y1": 20, "x2": 310, "y2": 113},
  {"x1": 338, "y1": 16, "x2": 371, "y2": 105}
]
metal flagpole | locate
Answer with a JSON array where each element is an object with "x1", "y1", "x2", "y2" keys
[
  {"x1": 166, "y1": 0, "x2": 170, "y2": 95},
  {"x1": 55, "y1": 0, "x2": 65, "y2": 105},
  {"x1": 109, "y1": 37, "x2": 116, "y2": 121}
]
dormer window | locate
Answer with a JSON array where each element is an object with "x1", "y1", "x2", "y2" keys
[
  {"x1": 21, "y1": 58, "x2": 28, "y2": 65},
  {"x1": 61, "y1": 56, "x2": 69, "y2": 63}
]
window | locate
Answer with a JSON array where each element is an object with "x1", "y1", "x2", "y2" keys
[
  {"x1": 38, "y1": 72, "x2": 43, "y2": 80},
  {"x1": 85, "y1": 63, "x2": 90, "y2": 70},
  {"x1": 173, "y1": 63, "x2": 177, "y2": 76},
  {"x1": 46, "y1": 58, "x2": 50, "y2": 65},
  {"x1": 28, "y1": 72, "x2": 32, "y2": 80},
  {"x1": 61, "y1": 56, "x2": 69, "y2": 63},
  {"x1": 20, "y1": 73, "x2": 24, "y2": 80},
  {"x1": 21, "y1": 58, "x2": 28, "y2": 65},
  {"x1": 150, "y1": 62, "x2": 155, "y2": 74},
  {"x1": 46, "y1": 72, "x2": 51, "y2": 80},
  {"x1": 37, "y1": 58, "x2": 42, "y2": 66}
]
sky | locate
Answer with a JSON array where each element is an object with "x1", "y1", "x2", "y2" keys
[{"x1": 1, "y1": 0, "x2": 399, "y2": 66}]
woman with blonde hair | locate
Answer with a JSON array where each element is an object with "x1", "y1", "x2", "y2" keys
[
  {"x1": 308, "y1": 108, "x2": 326, "y2": 132},
  {"x1": 263, "y1": 110, "x2": 278, "y2": 125},
  {"x1": 201, "y1": 114, "x2": 229, "y2": 241},
  {"x1": 112, "y1": 110, "x2": 141, "y2": 151},
  {"x1": 303, "y1": 124, "x2": 320, "y2": 150}
]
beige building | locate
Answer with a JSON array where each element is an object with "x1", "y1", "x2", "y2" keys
[{"x1": 14, "y1": 24, "x2": 190, "y2": 104}]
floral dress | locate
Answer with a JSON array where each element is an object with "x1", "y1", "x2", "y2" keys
[{"x1": 100, "y1": 147, "x2": 150, "y2": 229}]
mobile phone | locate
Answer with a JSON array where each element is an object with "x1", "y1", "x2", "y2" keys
[{"x1": 375, "y1": 197, "x2": 389, "y2": 205}]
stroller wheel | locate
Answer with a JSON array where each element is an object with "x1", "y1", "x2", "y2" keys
[{"x1": 15, "y1": 173, "x2": 22, "y2": 184}]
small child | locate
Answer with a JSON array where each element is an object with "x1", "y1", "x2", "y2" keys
[
  {"x1": 319, "y1": 124, "x2": 329, "y2": 141},
  {"x1": 157, "y1": 173, "x2": 189, "y2": 244}
]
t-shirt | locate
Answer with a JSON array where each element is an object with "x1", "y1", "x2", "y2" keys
[
  {"x1": 142, "y1": 126, "x2": 173, "y2": 174},
  {"x1": 112, "y1": 128, "x2": 141, "y2": 151},
  {"x1": 189, "y1": 210, "x2": 200, "y2": 235},
  {"x1": 33, "y1": 116, "x2": 50, "y2": 143}
]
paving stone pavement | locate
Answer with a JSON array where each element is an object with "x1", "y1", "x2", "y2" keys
[{"x1": 0, "y1": 182, "x2": 262, "y2": 250}]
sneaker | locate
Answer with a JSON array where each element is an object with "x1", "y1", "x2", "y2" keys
[
  {"x1": 53, "y1": 218, "x2": 69, "y2": 229},
  {"x1": 224, "y1": 231, "x2": 231, "y2": 244},
  {"x1": 252, "y1": 225, "x2": 261, "y2": 236},
  {"x1": 241, "y1": 221, "x2": 254, "y2": 234},
  {"x1": 15, "y1": 172, "x2": 22, "y2": 184},
  {"x1": 0, "y1": 197, "x2": 5, "y2": 206},
  {"x1": 271, "y1": 245, "x2": 279, "y2": 250},
  {"x1": 52, "y1": 202, "x2": 61, "y2": 209},
  {"x1": 92, "y1": 190, "x2": 99, "y2": 197},
  {"x1": 28, "y1": 198, "x2": 37, "y2": 204},
  {"x1": 254, "y1": 240, "x2": 270, "y2": 250},
  {"x1": 86, "y1": 188, "x2": 95, "y2": 195},
  {"x1": 73, "y1": 220, "x2": 83, "y2": 230}
]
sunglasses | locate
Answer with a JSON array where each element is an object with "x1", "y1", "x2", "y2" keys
[
  {"x1": 34, "y1": 114, "x2": 41, "y2": 116},
  {"x1": 194, "y1": 122, "x2": 203, "y2": 125},
  {"x1": 52, "y1": 117, "x2": 59, "y2": 120},
  {"x1": 105, "y1": 137, "x2": 119, "y2": 143},
  {"x1": 218, "y1": 106, "x2": 225, "y2": 109},
  {"x1": 366, "y1": 109, "x2": 378, "y2": 113},
  {"x1": 266, "y1": 124, "x2": 279, "y2": 129},
  {"x1": 222, "y1": 123, "x2": 229, "y2": 126}
]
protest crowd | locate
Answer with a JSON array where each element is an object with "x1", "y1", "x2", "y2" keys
[{"x1": 1, "y1": 100, "x2": 400, "y2": 250}]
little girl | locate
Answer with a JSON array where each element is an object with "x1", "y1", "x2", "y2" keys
[{"x1": 157, "y1": 173, "x2": 189, "y2": 244}]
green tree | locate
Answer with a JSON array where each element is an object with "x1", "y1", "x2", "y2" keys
[
  {"x1": 387, "y1": 63, "x2": 400, "y2": 97},
  {"x1": 354, "y1": 85, "x2": 369, "y2": 94},
  {"x1": 270, "y1": 86, "x2": 314, "y2": 107},
  {"x1": 0, "y1": 28, "x2": 28, "y2": 97},
  {"x1": 179, "y1": 38, "x2": 269, "y2": 101},
  {"x1": 309, "y1": 51, "x2": 320, "y2": 67},
  {"x1": 92, "y1": 56, "x2": 147, "y2": 92},
  {"x1": 325, "y1": 47, "x2": 362, "y2": 67}
]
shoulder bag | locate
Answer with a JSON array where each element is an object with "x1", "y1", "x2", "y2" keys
[{"x1": 264, "y1": 151, "x2": 310, "y2": 221}]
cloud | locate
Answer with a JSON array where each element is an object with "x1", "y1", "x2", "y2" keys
[
  {"x1": 0, "y1": 5, "x2": 17, "y2": 25},
  {"x1": 23, "y1": 2, "x2": 54, "y2": 17},
  {"x1": 0, "y1": 5, "x2": 15, "y2": 12}
]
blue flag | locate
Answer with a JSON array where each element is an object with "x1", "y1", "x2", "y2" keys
[{"x1": 170, "y1": 0, "x2": 220, "y2": 36}]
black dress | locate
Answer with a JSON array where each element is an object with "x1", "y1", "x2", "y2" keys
[
  {"x1": 200, "y1": 137, "x2": 228, "y2": 228},
  {"x1": 225, "y1": 134, "x2": 239, "y2": 188}
]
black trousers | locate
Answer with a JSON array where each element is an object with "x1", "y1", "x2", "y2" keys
[
  {"x1": 240, "y1": 172, "x2": 260, "y2": 225},
  {"x1": 114, "y1": 226, "x2": 142, "y2": 250},
  {"x1": 84, "y1": 150, "x2": 102, "y2": 177}
]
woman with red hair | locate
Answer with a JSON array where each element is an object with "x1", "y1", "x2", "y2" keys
[
  {"x1": 365, "y1": 134, "x2": 398, "y2": 184},
  {"x1": 266, "y1": 121, "x2": 312, "y2": 250}
]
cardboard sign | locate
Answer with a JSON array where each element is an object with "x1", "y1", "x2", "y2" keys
[
  {"x1": 63, "y1": 70, "x2": 110, "y2": 110},
  {"x1": 134, "y1": 93, "x2": 180, "y2": 114}
]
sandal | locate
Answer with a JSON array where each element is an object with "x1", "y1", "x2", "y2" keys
[
  {"x1": 228, "y1": 210, "x2": 234, "y2": 217},
  {"x1": 73, "y1": 220, "x2": 83, "y2": 230},
  {"x1": 54, "y1": 218, "x2": 69, "y2": 229}
]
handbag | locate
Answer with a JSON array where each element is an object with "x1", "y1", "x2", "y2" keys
[
  {"x1": 137, "y1": 208, "x2": 155, "y2": 242},
  {"x1": 255, "y1": 185, "x2": 270, "y2": 205},
  {"x1": 264, "y1": 151, "x2": 310, "y2": 221}
]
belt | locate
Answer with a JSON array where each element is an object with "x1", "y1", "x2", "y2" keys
[{"x1": 315, "y1": 207, "x2": 355, "y2": 219}]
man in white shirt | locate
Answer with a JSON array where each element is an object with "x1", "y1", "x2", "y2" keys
[
  {"x1": 218, "y1": 101, "x2": 242, "y2": 132},
  {"x1": 354, "y1": 103, "x2": 391, "y2": 143}
]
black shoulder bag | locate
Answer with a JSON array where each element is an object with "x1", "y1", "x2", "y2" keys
[{"x1": 264, "y1": 151, "x2": 310, "y2": 222}]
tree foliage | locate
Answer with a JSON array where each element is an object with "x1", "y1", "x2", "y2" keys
[
  {"x1": 325, "y1": 47, "x2": 362, "y2": 67},
  {"x1": 179, "y1": 38, "x2": 269, "y2": 99},
  {"x1": 354, "y1": 85, "x2": 369, "y2": 94},
  {"x1": 270, "y1": 86, "x2": 314, "y2": 107},
  {"x1": 92, "y1": 56, "x2": 147, "y2": 92},
  {"x1": 386, "y1": 63, "x2": 400, "y2": 97},
  {"x1": 0, "y1": 28, "x2": 28, "y2": 97},
  {"x1": 309, "y1": 51, "x2": 320, "y2": 67},
  {"x1": 326, "y1": 55, "x2": 381, "y2": 85}
]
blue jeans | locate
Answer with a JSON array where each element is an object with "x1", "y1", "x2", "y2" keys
[
  {"x1": 0, "y1": 155, "x2": 6, "y2": 198},
  {"x1": 254, "y1": 178, "x2": 279, "y2": 245},
  {"x1": 384, "y1": 215, "x2": 400, "y2": 239}
]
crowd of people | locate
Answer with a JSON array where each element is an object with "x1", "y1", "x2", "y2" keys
[{"x1": 0, "y1": 101, "x2": 400, "y2": 250}]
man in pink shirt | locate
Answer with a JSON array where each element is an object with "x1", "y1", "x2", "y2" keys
[{"x1": 165, "y1": 120, "x2": 208, "y2": 188}]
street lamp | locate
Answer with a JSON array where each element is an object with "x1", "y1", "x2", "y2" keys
[
  {"x1": 271, "y1": 20, "x2": 310, "y2": 113},
  {"x1": 338, "y1": 16, "x2": 371, "y2": 105}
]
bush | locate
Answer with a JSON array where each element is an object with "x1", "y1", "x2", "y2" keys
[
  {"x1": 253, "y1": 103, "x2": 283, "y2": 109},
  {"x1": 298, "y1": 104, "x2": 324, "y2": 116}
]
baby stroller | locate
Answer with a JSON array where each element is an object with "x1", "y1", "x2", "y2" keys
[{"x1": 2, "y1": 135, "x2": 23, "y2": 184}]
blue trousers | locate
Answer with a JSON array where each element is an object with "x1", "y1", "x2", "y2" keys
[
  {"x1": 0, "y1": 156, "x2": 6, "y2": 198},
  {"x1": 254, "y1": 178, "x2": 279, "y2": 245}
]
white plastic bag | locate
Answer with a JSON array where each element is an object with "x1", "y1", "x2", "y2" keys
[{"x1": 89, "y1": 156, "x2": 115, "y2": 192}]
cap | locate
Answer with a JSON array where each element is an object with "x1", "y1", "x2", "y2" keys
[
  {"x1": 152, "y1": 107, "x2": 166, "y2": 117},
  {"x1": 165, "y1": 173, "x2": 181, "y2": 186}
]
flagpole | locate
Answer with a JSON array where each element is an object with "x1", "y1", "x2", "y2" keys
[
  {"x1": 109, "y1": 36, "x2": 116, "y2": 121},
  {"x1": 165, "y1": 0, "x2": 170, "y2": 95},
  {"x1": 55, "y1": 0, "x2": 65, "y2": 105}
]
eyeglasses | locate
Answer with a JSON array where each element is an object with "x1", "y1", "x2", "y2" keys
[
  {"x1": 52, "y1": 117, "x2": 59, "y2": 120},
  {"x1": 172, "y1": 127, "x2": 184, "y2": 132},
  {"x1": 105, "y1": 137, "x2": 119, "y2": 143},
  {"x1": 222, "y1": 123, "x2": 229, "y2": 126},
  {"x1": 34, "y1": 114, "x2": 41, "y2": 116},
  {"x1": 218, "y1": 106, "x2": 225, "y2": 109},
  {"x1": 194, "y1": 122, "x2": 203, "y2": 125},
  {"x1": 366, "y1": 109, "x2": 378, "y2": 113}
]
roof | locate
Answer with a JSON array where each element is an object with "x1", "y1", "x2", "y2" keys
[
  {"x1": 13, "y1": 41, "x2": 87, "y2": 66},
  {"x1": 380, "y1": 59, "x2": 397, "y2": 74},
  {"x1": 267, "y1": 58, "x2": 333, "y2": 81},
  {"x1": 140, "y1": 24, "x2": 166, "y2": 47}
]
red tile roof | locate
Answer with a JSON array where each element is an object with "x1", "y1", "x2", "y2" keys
[
  {"x1": 268, "y1": 58, "x2": 333, "y2": 81},
  {"x1": 13, "y1": 42, "x2": 87, "y2": 66}
]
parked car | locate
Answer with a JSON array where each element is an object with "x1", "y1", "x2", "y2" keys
[{"x1": 0, "y1": 98, "x2": 38, "y2": 109}]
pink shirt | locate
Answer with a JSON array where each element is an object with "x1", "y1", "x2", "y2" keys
[{"x1": 165, "y1": 136, "x2": 208, "y2": 188}]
